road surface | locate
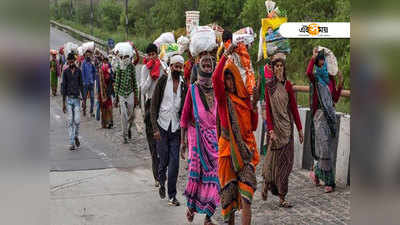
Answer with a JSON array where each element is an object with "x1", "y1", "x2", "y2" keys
[{"x1": 50, "y1": 26, "x2": 205, "y2": 225}]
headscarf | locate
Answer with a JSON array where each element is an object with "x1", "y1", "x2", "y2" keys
[
  {"x1": 170, "y1": 55, "x2": 184, "y2": 65},
  {"x1": 222, "y1": 59, "x2": 249, "y2": 99},
  {"x1": 314, "y1": 52, "x2": 329, "y2": 86}
]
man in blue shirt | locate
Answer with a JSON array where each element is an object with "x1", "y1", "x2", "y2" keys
[{"x1": 81, "y1": 49, "x2": 96, "y2": 117}]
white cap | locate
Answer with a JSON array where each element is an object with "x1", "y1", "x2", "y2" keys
[{"x1": 170, "y1": 55, "x2": 184, "y2": 65}]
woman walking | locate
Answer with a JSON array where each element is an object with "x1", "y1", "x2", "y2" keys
[
  {"x1": 180, "y1": 53, "x2": 220, "y2": 224},
  {"x1": 261, "y1": 57, "x2": 304, "y2": 208},
  {"x1": 99, "y1": 57, "x2": 114, "y2": 129},
  {"x1": 213, "y1": 45, "x2": 259, "y2": 225},
  {"x1": 306, "y1": 48, "x2": 344, "y2": 193}
]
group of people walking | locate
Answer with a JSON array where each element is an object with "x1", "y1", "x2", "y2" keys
[
  {"x1": 51, "y1": 44, "x2": 140, "y2": 150},
  {"x1": 51, "y1": 28, "x2": 344, "y2": 224}
]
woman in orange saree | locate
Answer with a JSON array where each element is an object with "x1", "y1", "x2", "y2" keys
[{"x1": 212, "y1": 45, "x2": 259, "y2": 225}]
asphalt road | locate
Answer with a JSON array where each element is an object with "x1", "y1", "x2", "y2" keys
[{"x1": 50, "y1": 26, "x2": 148, "y2": 172}]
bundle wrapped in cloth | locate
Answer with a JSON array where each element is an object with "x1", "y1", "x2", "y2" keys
[
  {"x1": 317, "y1": 46, "x2": 338, "y2": 76},
  {"x1": 82, "y1": 41, "x2": 95, "y2": 53},
  {"x1": 233, "y1": 27, "x2": 256, "y2": 46},
  {"x1": 189, "y1": 26, "x2": 217, "y2": 57},
  {"x1": 153, "y1": 32, "x2": 175, "y2": 49},
  {"x1": 114, "y1": 42, "x2": 134, "y2": 57},
  {"x1": 64, "y1": 42, "x2": 78, "y2": 57},
  {"x1": 177, "y1": 36, "x2": 190, "y2": 55}
]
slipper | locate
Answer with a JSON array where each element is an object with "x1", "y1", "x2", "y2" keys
[
  {"x1": 186, "y1": 209, "x2": 194, "y2": 223},
  {"x1": 309, "y1": 171, "x2": 321, "y2": 186},
  {"x1": 324, "y1": 186, "x2": 334, "y2": 193},
  {"x1": 279, "y1": 200, "x2": 293, "y2": 208}
]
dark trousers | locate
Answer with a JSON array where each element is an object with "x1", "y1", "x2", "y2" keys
[
  {"x1": 82, "y1": 84, "x2": 94, "y2": 113},
  {"x1": 144, "y1": 99, "x2": 159, "y2": 182},
  {"x1": 157, "y1": 124, "x2": 180, "y2": 199}
]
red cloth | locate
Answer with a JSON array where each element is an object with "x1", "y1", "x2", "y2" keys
[
  {"x1": 264, "y1": 80, "x2": 302, "y2": 132},
  {"x1": 264, "y1": 64, "x2": 272, "y2": 79},
  {"x1": 100, "y1": 63, "x2": 112, "y2": 108},
  {"x1": 212, "y1": 55, "x2": 258, "y2": 132},
  {"x1": 306, "y1": 58, "x2": 342, "y2": 114},
  {"x1": 143, "y1": 57, "x2": 161, "y2": 80},
  {"x1": 184, "y1": 60, "x2": 194, "y2": 87}
]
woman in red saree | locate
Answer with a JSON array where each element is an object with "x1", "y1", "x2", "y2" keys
[
  {"x1": 99, "y1": 57, "x2": 113, "y2": 129},
  {"x1": 212, "y1": 45, "x2": 259, "y2": 225}
]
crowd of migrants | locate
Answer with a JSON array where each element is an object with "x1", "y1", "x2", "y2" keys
[{"x1": 50, "y1": 28, "x2": 344, "y2": 225}]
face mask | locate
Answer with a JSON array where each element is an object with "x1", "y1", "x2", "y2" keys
[
  {"x1": 69, "y1": 63, "x2": 75, "y2": 68},
  {"x1": 120, "y1": 57, "x2": 130, "y2": 70},
  {"x1": 172, "y1": 70, "x2": 182, "y2": 78}
]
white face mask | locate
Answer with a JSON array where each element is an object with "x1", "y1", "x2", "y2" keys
[{"x1": 119, "y1": 57, "x2": 131, "y2": 70}]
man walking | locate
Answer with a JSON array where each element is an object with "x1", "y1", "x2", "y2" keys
[
  {"x1": 150, "y1": 55, "x2": 186, "y2": 206},
  {"x1": 141, "y1": 43, "x2": 164, "y2": 187},
  {"x1": 114, "y1": 49, "x2": 139, "y2": 144},
  {"x1": 81, "y1": 49, "x2": 96, "y2": 117},
  {"x1": 62, "y1": 53, "x2": 83, "y2": 151}
]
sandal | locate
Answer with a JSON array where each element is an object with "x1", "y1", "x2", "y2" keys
[
  {"x1": 279, "y1": 200, "x2": 293, "y2": 208},
  {"x1": 324, "y1": 186, "x2": 334, "y2": 193},
  {"x1": 309, "y1": 171, "x2": 321, "y2": 186},
  {"x1": 186, "y1": 208, "x2": 195, "y2": 223},
  {"x1": 204, "y1": 217, "x2": 216, "y2": 225}
]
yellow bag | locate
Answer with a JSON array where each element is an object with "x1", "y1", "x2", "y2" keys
[{"x1": 261, "y1": 17, "x2": 287, "y2": 59}]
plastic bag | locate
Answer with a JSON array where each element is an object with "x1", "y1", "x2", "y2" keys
[
  {"x1": 317, "y1": 46, "x2": 338, "y2": 76},
  {"x1": 64, "y1": 42, "x2": 78, "y2": 57},
  {"x1": 114, "y1": 42, "x2": 133, "y2": 57},
  {"x1": 233, "y1": 27, "x2": 255, "y2": 46},
  {"x1": 261, "y1": 17, "x2": 288, "y2": 58},
  {"x1": 189, "y1": 26, "x2": 217, "y2": 57},
  {"x1": 177, "y1": 36, "x2": 190, "y2": 54},
  {"x1": 159, "y1": 43, "x2": 179, "y2": 62},
  {"x1": 153, "y1": 32, "x2": 175, "y2": 48}
]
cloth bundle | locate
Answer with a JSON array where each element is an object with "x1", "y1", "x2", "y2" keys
[
  {"x1": 189, "y1": 26, "x2": 217, "y2": 57},
  {"x1": 114, "y1": 42, "x2": 134, "y2": 58},
  {"x1": 64, "y1": 42, "x2": 78, "y2": 57},
  {"x1": 153, "y1": 32, "x2": 175, "y2": 49},
  {"x1": 177, "y1": 36, "x2": 190, "y2": 54},
  {"x1": 233, "y1": 27, "x2": 256, "y2": 46},
  {"x1": 317, "y1": 46, "x2": 338, "y2": 76}
]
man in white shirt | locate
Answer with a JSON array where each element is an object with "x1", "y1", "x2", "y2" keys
[{"x1": 150, "y1": 54, "x2": 186, "y2": 206}]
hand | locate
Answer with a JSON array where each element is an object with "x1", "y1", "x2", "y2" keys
[
  {"x1": 224, "y1": 44, "x2": 235, "y2": 56},
  {"x1": 312, "y1": 47, "x2": 318, "y2": 59},
  {"x1": 180, "y1": 142, "x2": 187, "y2": 160},
  {"x1": 62, "y1": 104, "x2": 67, "y2": 114},
  {"x1": 269, "y1": 130, "x2": 277, "y2": 142},
  {"x1": 153, "y1": 131, "x2": 161, "y2": 141},
  {"x1": 299, "y1": 129, "x2": 304, "y2": 144},
  {"x1": 338, "y1": 71, "x2": 344, "y2": 88}
]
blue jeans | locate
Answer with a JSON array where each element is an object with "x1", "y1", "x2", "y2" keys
[
  {"x1": 82, "y1": 84, "x2": 94, "y2": 113},
  {"x1": 67, "y1": 97, "x2": 80, "y2": 145},
  {"x1": 156, "y1": 124, "x2": 180, "y2": 199}
]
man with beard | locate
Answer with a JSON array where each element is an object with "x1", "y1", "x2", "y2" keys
[
  {"x1": 114, "y1": 50, "x2": 139, "y2": 144},
  {"x1": 150, "y1": 55, "x2": 186, "y2": 206},
  {"x1": 61, "y1": 53, "x2": 83, "y2": 150}
]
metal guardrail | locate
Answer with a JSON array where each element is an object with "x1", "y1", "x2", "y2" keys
[
  {"x1": 50, "y1": 20, "x2": 145, "y2": 59},
  {"x1": 293, "y1": 85, "x2": 351, "y2": 97}
]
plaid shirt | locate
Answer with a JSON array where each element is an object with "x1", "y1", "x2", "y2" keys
[{"x1": 114, "y1": 64, "x2": 138, "y2": 99}]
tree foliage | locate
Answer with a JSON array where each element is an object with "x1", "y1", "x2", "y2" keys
[{"x1": 51, "y1": 0, "x2": 351, "y2": 90}]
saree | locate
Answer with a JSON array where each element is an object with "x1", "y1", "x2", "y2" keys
[
  {"x1": 183, "y1": 84, "x2": 220, "y2": 217},
  {"x1": 262, "y1": 78, "x2": 294, "y2": 198},
  {"x1": 99, "y1": 64, "x2": 113, "y2": 128},
  {"x1": 311, "y1": 81, "x2": 337, "y2": 187},
  {"x1": 218, "y1": 60, "x2": 259, "y2": 222}
]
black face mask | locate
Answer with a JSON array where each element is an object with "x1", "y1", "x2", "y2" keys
[
  {"x1": 172, "y1": 70, "x2": 182, "y2": 78},
  {"x1": 70, "y1": 63, "x2": 75, "y2": 68},
  {"x1": 199, "y1": 70, "x2": 212, "y2": 78}
]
